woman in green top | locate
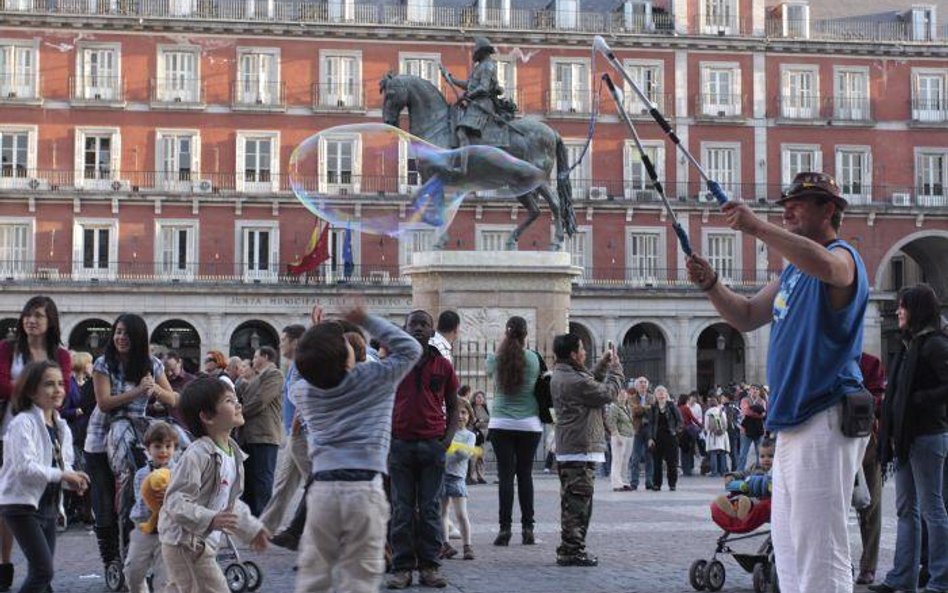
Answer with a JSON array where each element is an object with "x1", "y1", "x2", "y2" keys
[{"x1": 485, "y1": 316, "x2": 542, "y2": 547}]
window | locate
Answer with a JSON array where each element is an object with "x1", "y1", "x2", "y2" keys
[
  {"x1": 237, "y1": 49, "x2": 280, "y2": 106},
  {"x1": 836, "y1": 148, "x2": 870, "y2": 204},
  {"x1": 76, "y1": 45, "x2": 120, "y2": 102},
  {"x1": 623, "y1": 141, "x2": 664, "y2": 200},
  {"x1": 476, "y1": 225, "x2": 515, "y2": 251},
  {"x1": 156, "y1": 48, "x2": 199, "y2": 103},
  {"x1": 236, "y1": 221, "x2": 278, "y2": 282},
  {"x1": 781, "y1": 145, "x2": 821, "y2": 186},
  {"x1": 564, "y1": 227, "x2": 591, "y2": 277},
  {"x1": 324, "y1": 227, "x2": 360, "y2": 280},
  {"x1": 0, "y1": 42, "x2": 37, "y2": 100},
  {"x1": 399, "y1": 138, "x2": 422, "y2": 193},
  {"x1": 406, "y1": 0, "x2": 433, "y2": 23},
  {"x1": 0, "y1": 219, "x2": 32, "y2": 277},
  {"x1": 704, "y1": 231, "x2": 739, "y2": 282},
  {"x1": 317, "y1": 134, "x2": 361, "y2": 194},
  {"x1": 913, "y1": 70, "x2": 947, "y2": 122},
  {"x1": 912, "y1": 6, "x2": 936, "y2": 42},
  {"x1": 781, "y1": 3, "x2": 809, "y2": 38},
  {"x1": 75, "y1": 128, "x2": 120, "y2": 188},
  {"x1": 555, "y1": 0, "x2": 578, "y2": 29},
  {"x1": 703, "y1": 0, "x2": 736, "y2": 34},
  {"x1": 916, "y1": 151, "x2": 946, "y2": 206},
  {"x1": 480, "y1": 0, "x2": 510, "y2": 26},
  {"x1": 626, "y1": 230, "x2": 663, "y2": 283},
  {"x1": 327, "y1": 0, "x2": 353, "y2": 21},
  {"x1": 833, "y1": 68, "x2": 869, "y2": 121},
  {"x1": 399, "y1": 227, "x2": 436, "y2": 270},
  {"x1": 169, "y1": 0, "x2": 195, "y2": 16},
  {"x1": 73, "y1": 219, "x2": 118, "y2": 280},
  {"x1": 781, "y1": 66, "x2": 818, "y2": 119},
  {"x1": 0, "y1": 129, "x2": 31, "y2": 185},
  {"x1": 155, "y1": 220, "x2": 197, "y2": 278},
  {"x1": 702, "y1": 144, "x2": 740, "y2": 198},
  {"x1": 156, "y1": 131, "x2": 199, "y2": 191},
  {"x1": 399, "y1": 54, "x2": 440, "y2": 89},
  {"x1": 320, "y1": 51, "x2": 362, "y2": 109},
  {"x1": 236, "y1": 132, "x2": 279, "y2": 192},
  {"x1": 496, "y1": 58, "x2": 516, "y2": 104},
  {"x1": 624, "y1": 1, "x2": 654, "y2": 32},
  {"x1": 622, "y1": 60, "x2": 662, "y2": 114},
  {"x1": 551, "y1": 59, "x2": 590, "y2": 114},
  {"x1": 563, "y1": 139, "x2": 591, "y2": 197},
  {"x1": 701, "y1": 64, "x2": 741, "y2": 117}
]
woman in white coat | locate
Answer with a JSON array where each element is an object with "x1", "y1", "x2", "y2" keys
[{"x1": 703, "y1": 396, "x2": 731, "y2": 477}]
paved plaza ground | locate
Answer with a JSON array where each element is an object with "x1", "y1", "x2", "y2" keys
[{"x1": 35, "y1": 473, "x2": 895, "y2": 593}]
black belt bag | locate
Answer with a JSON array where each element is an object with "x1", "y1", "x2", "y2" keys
[{"x1": 840, "y1": 388, "x2": 874, "y2": 438}]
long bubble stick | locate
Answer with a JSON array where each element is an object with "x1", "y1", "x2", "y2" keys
[
  {"x1": 593, "y1": 36, "x2": 730, "y2": 206},
  {"x1": 602, "y1": 73, "x2": 692, "y2": 256}
]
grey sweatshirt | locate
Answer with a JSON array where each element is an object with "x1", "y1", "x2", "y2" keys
[{"x1": 290, "y1": 315, "x2": 422, "y2": 475}]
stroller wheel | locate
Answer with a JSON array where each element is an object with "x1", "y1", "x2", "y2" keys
[
  {"x1": 105, "y1": 560, "x2": 125, "y2": 592},
  {"x1": 705, "y1": 560, "x2": 726, "y2": 592},
  {"x1": 225, "y1": 563, "x2": 248, "y2": 593},
  {"x1": 689, "y1": 559, "x2": 708, "y2": 590},
  {"x1": 243, "y1": 561, "x2": 262, "y2": 592},
  {"x1": 753, "y1": 563, "x2": 768, "y2": 593}
]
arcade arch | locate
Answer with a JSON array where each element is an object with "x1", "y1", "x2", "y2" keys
[
  {"x1": 151, "y1": 319, "x2": 202, "y2": 373},
  {"x1": 229, "y1": 320, "x2": 279, "y2": 361},
  {"x1": 696, "y1": 323, "x2": 745, "y2": 395},
  {"x1": 620, "y1": 322, "x2": 667, "y2": 385}
]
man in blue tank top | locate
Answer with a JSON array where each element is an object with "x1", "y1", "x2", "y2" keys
[{"x1": 687, "y1": 172, "x2": 870, "y2": 593}]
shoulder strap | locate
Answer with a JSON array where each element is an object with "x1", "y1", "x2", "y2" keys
[{"x1": 534, "y1": 350, "x2": 548, "y2": 374}]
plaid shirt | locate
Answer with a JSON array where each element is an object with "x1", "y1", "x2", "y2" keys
[{"x1": 84, "y1": 355, "x2": 164, "y2": 454}]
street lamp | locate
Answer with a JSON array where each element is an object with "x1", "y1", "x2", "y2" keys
[
  {"x1": 716, "y1": 333, "x2": 726, "y2": 351},
  {"x1": 638, "y1": 333, "x2": 650, "y2": 350},
  {"x1": 89, "y1": 331, "x2": 100, "y2": 350},
  {"x1": 250, "y1": 331, "x2": 260, "y2": 351},
  {"x1": 171, "y1": 331, "x2": 181, "y2": 350}
]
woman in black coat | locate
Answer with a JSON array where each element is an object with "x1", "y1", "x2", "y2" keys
[
  {"x1": 874, "y1": 284, "x2": 948, "y2": 593},
  {"x1": 647, "y1": 385, "x2": 682, "y2": 491}
]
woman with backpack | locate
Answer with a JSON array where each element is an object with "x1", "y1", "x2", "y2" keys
[{"x1": 703, "y1": 396, "x2": 731, "y2": 477}]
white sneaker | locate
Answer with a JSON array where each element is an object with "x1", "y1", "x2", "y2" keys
[
  {"x1": 543, "y1": 468, "x2": 551, "y2": 474},
  {"x1": 449, "y1": 526, "x2": 462, "y2": 540}
]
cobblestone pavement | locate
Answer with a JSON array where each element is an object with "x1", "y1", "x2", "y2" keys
[{"x1": 36, "y1": 473, "x2": 895, "y2": 593}]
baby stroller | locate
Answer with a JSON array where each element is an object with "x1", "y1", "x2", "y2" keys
[
  {"x1": 688, "y1": 498, "x2": 779, "y2": 593},
  {"x1": 217, "y1": 532, "x2": 263, "y2": 593}
]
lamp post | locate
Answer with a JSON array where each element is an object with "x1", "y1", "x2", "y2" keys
[{"x1": 250, "y1": 331, "x2": 260, "y2": 351}]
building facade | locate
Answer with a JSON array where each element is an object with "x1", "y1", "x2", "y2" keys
[{"x1": 0, "y1": 0, "x2": 946, "y2": 394}]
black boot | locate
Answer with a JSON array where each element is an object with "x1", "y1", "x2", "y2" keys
[
  {"x1": 94, "y1": 524, "x2": 119, "y2": 565},
  {"x1": 0, "y1": 563, "x2": 13, "y2": 592},
  {"x1": 493, "y1": 528, "x2": 511, "y2": 546}
]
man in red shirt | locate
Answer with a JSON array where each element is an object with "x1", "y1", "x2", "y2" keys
[{"x1": 387, "y1": 310, "x2": 460, "y2": 590}]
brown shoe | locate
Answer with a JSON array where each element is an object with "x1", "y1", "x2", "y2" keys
[
  {"x1": 463, "y1": 545, "x2": 475, "y2": 560},
  {"x1": 855, "y1": 570, "x2": 875, "y2": 585},
  {"x1": 386, "y1": 571, "x2": 412, "y2": 589},
  {"x1": 418, "y1": 567, "x2": 447, "y2": 588},
  {"x1": 439, "y1": 543, "x2": 458, "y2": 559}
]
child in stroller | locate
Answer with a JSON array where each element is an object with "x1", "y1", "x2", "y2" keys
[{"x1": 690, "y1": 439, "x2": 778, "y2": 593}]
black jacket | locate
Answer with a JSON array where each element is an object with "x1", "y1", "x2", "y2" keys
[
  {"x1": 646, "y1": 402, "x2": 682, "y2": 441},
  {"x1": 880, "y1": 328, "x2": 948, "y2": 465}
]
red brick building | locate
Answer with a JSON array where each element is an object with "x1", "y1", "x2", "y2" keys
[{"x1": 0, "y1": 0, "x2": 946, "y2": 393}]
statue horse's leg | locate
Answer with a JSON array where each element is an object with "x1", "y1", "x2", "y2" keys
[
  {"x1": 506, "y1": 191, "x2": 540, "y2": 250},
  {"x1": 536, "y1": 184, "x2": 564, "y2": 251}
]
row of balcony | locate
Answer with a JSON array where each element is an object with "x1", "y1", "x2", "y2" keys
[
  {"x1": 6, "y1": 75, "x2": 946, "y2": 125},
  {"x1": 2, "y1": 0, "x2": 946, "y2": 43},
  {"x1": 0, "y1": 169, "x2": 945, "y2": 209},
  {"x1": 0, "y1": 260, "x2": 778, "y2": 289}
]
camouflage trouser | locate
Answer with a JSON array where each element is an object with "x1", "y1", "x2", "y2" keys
[{"x1": 557, "y1": 461, "x2": 596, "y2": 558}]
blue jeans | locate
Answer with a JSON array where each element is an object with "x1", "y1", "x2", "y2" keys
[
  {"x1": 389, "y1": 438, "x2": 446, "y2": 571},
  {"x1": 629, "y1": 432, "x2": 653, "y2": 488},
  {"x1": 242, "y1": 443, "x2": 279, "y2": 517},
  {"x1": 709, "y1": 450, "x2": 728, "y2": 477},
  {"x1": 884, "y1": 432, "x2": 948, "y2": 592},
  {"x1": 728, "y1": 432, "x2": 740, "y2": 471},
  {"x1": 738, "y1": 434, "x2": 762, "y2": 471}
]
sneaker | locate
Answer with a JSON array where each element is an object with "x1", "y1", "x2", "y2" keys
[
  {"x1": 463, "y1": 545, "x2": 475, "y2": 560},
  {"x1": 556, "y1": 553, "x2": 599, "y2": 567},
  {"x1": 543, "y1": 468, "x2": 551, "y2": 474},
  {"x1": 418, "y1": 567, "x2": 447, "y2": 588},
  {"x1": 270, "y1": 530, "x2": 300, "y2": 551},
  {"x1": 855, "y1": 571, "x2": 875, "y2": 585},
  {"x1": 386, "y1": 571, "x2": 412, "y2": 590},
  {"x1": 476, "y1": 478, "x2": 487, "y2": 484},
  {"x1": 439, "y1": 543, "x2": 458, "y2": 559},
  {"x1": 448, "y1": 526, "x2": 462, "y2": 540}
]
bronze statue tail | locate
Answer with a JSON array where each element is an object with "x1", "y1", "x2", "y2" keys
[{"x1": 555, "y1": 136, "x2": 577, "y2": 237}]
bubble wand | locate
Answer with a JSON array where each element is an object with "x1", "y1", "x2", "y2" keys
[
  {"x1": 593, "y1": 35, "x2": 730, "y2": 206},
  {"x1": 601, "y1": 73, "x2": 692, "y2": 256}
]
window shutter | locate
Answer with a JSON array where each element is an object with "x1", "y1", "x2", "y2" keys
[
  {"x1": 317, "y1": 136, "x2": 328, "y2": 194},
  {"x1": 269, "y1": 136, "x2": 279, "y2": 192},
  {"x1": 351, "y1": 135, "x2": 362, "y2": 193},
  {"x1": 111, "y1": 131, "x2": 121, "y2": 180},
  {"x1": 74, "y1": 130, "x2": 84, "y2": 188},
  {"x1": 269, "y1": 228, "x2": 279, "y2": 276},
  {"x1": 398, "y1": 138, "x2": 409, "y2": 193},
  {"x1": 623, "y1": 141, "x2": 633, "y2": 199},
  {"x1": 192, "y1": 134, "x2": 202, "y2": 177},
  {"x1": 27, "y1": 128, "x2": 37, "y2": 174},
  {"x1": 235, "y1": 135, "x2": 246, "y2": 192}
]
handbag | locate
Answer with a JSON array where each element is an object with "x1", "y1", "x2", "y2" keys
[
  {"x1": 532, "y1": 350, "x2": 554, "y2": 425},
  {"x1": 852, "y1": 466, "x2": 871, "y2": 510}
]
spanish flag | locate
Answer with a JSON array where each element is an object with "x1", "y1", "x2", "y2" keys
[{"x1": 288, "y1": 221, "x2": 331, "y2": 275}]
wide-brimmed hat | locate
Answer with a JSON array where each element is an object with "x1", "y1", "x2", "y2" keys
[{"x1": 777, "y1": 172, "x2": 848, "y2": 210}]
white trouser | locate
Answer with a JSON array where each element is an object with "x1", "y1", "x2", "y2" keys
[
  {"x1": 610, "y1": 435, "x2": 634, "y2": 489},
  {"x1": 771, "y1": 404, "x2": 867, "y2": 593},
  {"x1": 124, "y1": 530, "x2": 163, "y2": 593},
  {"x1": 259, "y1": 429, "x2": 311, "y2": 533}
]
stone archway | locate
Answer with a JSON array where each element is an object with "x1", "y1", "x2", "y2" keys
[
  {"x1": 875, "y1": 230, "x2": 948, "y2": 364},
  {"x1": 696, "y1": 323, "x2": 745, "y2": 395},
  {"x1": 620, "y1": 323, "x2": 667, "y2": 386},
  {"x1": 151, "y1": 319, "x2": 202, "y2": 374},
  {"x1": 68, "y1": 318, "x2": 114, "y2": 358},
  {"x1": 568, "y1": 322, "x2": 595, "y2": 367},
  {"x1": 229, "y1": 320, "x2": 279, "y2": 361}
]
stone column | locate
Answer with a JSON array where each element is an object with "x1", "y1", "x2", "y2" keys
[{"x1": 405, "y1": 251, "x2": 580, "y2": 348}]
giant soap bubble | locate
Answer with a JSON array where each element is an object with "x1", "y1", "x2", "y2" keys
[{"x1": 289, "y1": 123, "x2": 547, "y2": 237}]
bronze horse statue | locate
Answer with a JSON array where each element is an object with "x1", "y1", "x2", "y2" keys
[{"x1": 380, "y1": 73, "x2": 575, "y2": 251}]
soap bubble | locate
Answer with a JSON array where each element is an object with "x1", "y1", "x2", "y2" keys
[{"x1": 289, "y1": 123, "x2": 547, "y2": 237}]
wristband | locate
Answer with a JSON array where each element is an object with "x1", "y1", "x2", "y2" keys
[{"x1": 700, "y1": 272, "x2": 719, "y2": 292}]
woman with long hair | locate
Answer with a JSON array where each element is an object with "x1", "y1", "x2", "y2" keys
[
  {"x1": 84, "y1": 314, "x2": 177, "y2": 574},
  {"x1": 485, "y1": 316, "x2": 542, "y2": 546},
  {"x1": 874, "y1": 284, "x2": 948, "y2": 593},
  {"x1": 470, "y1": 391, "x2": 490, "y2": 484},
  {"x1": 0, "y1": 296, "x2": 71, "y2": 591}
]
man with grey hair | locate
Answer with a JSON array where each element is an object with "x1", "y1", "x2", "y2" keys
[{"x1": 627, "y1": 376, "x2": 653, "y2": 491}]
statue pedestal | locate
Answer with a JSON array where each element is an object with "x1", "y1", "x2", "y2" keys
[{"x1": 405, "y1": 251, "x2": 580, "y2": 348}]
